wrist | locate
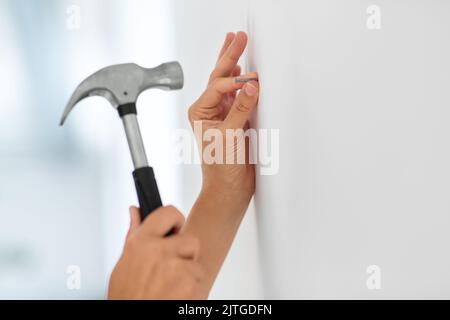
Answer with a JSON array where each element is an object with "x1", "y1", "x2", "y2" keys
[
  {"x1": 198, "y1": 183, "x2": 253, "y2": 216},
  {"x1": 202, "y1": 170, "x2": 255, "y2": 197}
]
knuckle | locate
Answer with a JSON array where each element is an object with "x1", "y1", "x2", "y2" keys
[
  {"x1": 209, "y1": 70, "x2": 219, "y2": 81},
  {"x1": 207, "y1": 78, "x2": 224, "y2": 96},
  {"x1": 154, "y1": 205, "x2": 184, "y2": 226},
  {"x1": 225, "y1": 53, "x2": 238, "y2": 63},
  {"x1": 188, "y1": 105, "x2": 196, "y2": 123},
  {"x1": 235, "y1": 101, "x2": 252, "y2": 113},
  {"x1": 188, "y1": 100, "x2": 204, "y2": 123},
  {"x1": 166, "y1": 205, "x2": 185, "y2": 222},
  {"x1": 209, "y1": 78, "x2": 220, "y2": 88}
]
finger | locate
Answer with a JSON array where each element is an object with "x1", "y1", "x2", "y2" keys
[
  {"x1": 197, "y1": 72, "x2": 257, "y2": 108},
  {"x1": 224, "y1": 80, "x2": 259, "y2": 129},
  {"x1": 228, "y1": 66, "x2": 242, "y2": 102},
  {"x1": 140, "y1": 206, "x2": 185, "y2": 237},
  {"x1": 217, "y1": 32, "x2": 235, "y2": 63},
  {"x1": 232, "y1": 65, "x2": 241, "y2": 77},
  {"x1": 126, "y1": 206, "x2": 141, "y2": 240},
  {"x1": 167, "y1": 234, "x2": 200, "y2": 260},
  {"x1": 209, "y1": 31, "x2": 247, "y2": 83}
]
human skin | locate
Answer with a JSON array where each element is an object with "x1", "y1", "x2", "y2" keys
[
  {"x1": 108, "y1": 31, "x2": 259, "y2": 299},
  {"x1": 108, "y1": 206, "x2": 205, "y2": 300},
  {"x1": 183, "y1": 31, "x2": 259, "y2": 296}
]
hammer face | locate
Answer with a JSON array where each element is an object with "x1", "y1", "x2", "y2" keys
[{"x1": 60, "y1": 62, "x2": 184, "y2": 125}]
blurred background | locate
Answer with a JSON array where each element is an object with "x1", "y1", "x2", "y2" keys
[{"x1": 0, "y1": 0, "x2": 261, "y2": 299}]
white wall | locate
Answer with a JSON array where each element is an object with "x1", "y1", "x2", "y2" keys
[{"x1": 252, "y1": 0, "x2": 450, "y2": 299}]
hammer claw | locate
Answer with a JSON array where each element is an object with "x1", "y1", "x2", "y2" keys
[{"x1": 60, "y1": 62, "x2": 183, "y2": 125}]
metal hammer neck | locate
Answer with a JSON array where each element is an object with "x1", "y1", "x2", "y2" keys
[{"x1": 121, "y1": 113, "x2": 149, "y2": 169}]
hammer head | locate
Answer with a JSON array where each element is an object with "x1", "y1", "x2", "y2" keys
[{"x1": 60, "y1": 61, "x2": 183, "y2": 125}]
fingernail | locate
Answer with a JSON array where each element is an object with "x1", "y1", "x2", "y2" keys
[{"x1": 244, "y1": 81, "x2": 259, "y2": 97}]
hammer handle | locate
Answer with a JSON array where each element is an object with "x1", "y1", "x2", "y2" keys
[{"x1": 132, "y1": 166, "x2": 162, "y2": 221}]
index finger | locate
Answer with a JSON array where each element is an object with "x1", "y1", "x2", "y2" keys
[
  {"x1": 216, "y1": 32, "x2": 235, "y2": 63},
  {"x1": 139, "y1": 206, "x2": 185, "y2": 237},
  {"x1": 209, "y1": 31, "x2": 247, "y2": 84}
]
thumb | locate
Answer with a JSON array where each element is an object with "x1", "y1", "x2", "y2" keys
[
  {"x1": 126, "y1": 206, "x2": 141, "y2": 239},
  {"x1": 224, "y1": 80, "x2": 259, "y2": 129}
]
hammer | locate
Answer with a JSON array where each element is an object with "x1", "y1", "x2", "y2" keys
[{"x1": 60, "y1": 62, "x2": 184, "y2": 221}]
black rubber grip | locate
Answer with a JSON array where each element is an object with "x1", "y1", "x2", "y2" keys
[
  {"x1": 118, "y1": 103, "x2": 137, "y2": 117},
  {"x1": 132, "y1": 166, "x2": 162, "y2": 221}
]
